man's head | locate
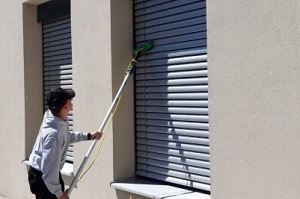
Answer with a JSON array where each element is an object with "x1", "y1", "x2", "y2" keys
[{"x1": 46, "y1": 87, "x2": 75, "y2": 115}]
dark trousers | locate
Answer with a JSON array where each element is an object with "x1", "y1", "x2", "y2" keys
[{"x1": 28, "y1": 166, "x2": 64, "y2": 199}]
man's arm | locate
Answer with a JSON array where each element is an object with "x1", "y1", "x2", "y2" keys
[{"x1": 70, "y1": 131, "x2": 102, "y2": 143}]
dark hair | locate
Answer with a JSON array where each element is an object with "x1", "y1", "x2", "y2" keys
[{"x1": 49, "y1": 103, "x2": 65, "y2": 115}]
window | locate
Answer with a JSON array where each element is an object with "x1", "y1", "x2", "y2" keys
[
  {"x1": 38, "y1": 0, "x2": 74, "y2": 165},
  {"x1": 134, "y1": 0, "x2": 210, "y2": 192},
  {"x1": 23, "y1": 0, "x2": 73, "y2": 176}
]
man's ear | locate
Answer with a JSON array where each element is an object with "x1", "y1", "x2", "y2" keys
[{"x1": 62, "y1": 103, "x2": 68, "y2": 110}]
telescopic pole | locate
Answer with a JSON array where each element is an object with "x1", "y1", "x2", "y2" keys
[
  {"x1": 67, "y1": 41, "x2": 152, "y2": 196},
  {"x1": 68, "y1": 60, "x2": 137, "y2": 195}
]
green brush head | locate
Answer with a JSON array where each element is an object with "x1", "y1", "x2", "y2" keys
[{"x1": 133, "y1": 41, "x2": 153, "y2": 59}]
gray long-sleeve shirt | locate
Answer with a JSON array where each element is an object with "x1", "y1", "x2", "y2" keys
[{"x1": 29, "y1": 110, "x2": 88, "y2": 198}]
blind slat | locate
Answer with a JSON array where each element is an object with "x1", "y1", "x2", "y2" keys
[
  {"x1": 137, "y1": 132, "x2": 209, "y2": 146},
  {"x1": 136, "y1": 126, "x2": 209, "y2": 138},
  {"x1": 137, "y1": 145, "x2": 210, "y2": 162},
  {"x1": 136, "y1": 70, "x2": 207, "y2": 80},
  {"x1": 136, "y1": 106, "x2": 208, "y2": 114},
  {"x1": 136, "y1": 9, "x2": 205, "y2": 29},
  {"x1": 136, "y1": 113, "x2": 209, "y2": 123},
  {"x1": 135, "y1": 1, "x2": 205, "y2": 19},
  {"x1": 137, "y1": 139, "x2": 209, "y2": 153},
  {"x1": 136, "y1": 93, "x2": 208, "y2": 100},
  {"x1": 137, "y1": 164, "x2": 210, "y2": 184},
  {"x1": 137, "y1": 151, "x2": 210, "y2": 169},
  {"x1": 136, "y1": 24, "x2": 206, "y2": 42}
]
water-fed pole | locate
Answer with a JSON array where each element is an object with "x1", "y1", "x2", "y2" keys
[{"x1": 68, "y1": 41, "x2": 152, "y2": 195}]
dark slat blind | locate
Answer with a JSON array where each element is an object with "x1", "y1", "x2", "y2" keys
[
  {"x1": 43, "y1": 16, "x2": 74, "y2": 163},
  {"x1": 134, "y1": 0, "x2": 210, "y2": 192}
]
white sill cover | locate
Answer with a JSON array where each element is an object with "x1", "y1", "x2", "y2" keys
[{"x1": 111, "y1": 177, "x2": 210, "y2": 199}]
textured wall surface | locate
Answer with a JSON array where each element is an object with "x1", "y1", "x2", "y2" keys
[{"x1": 208, "y1": 1, "x2": 300, "y2": 199}]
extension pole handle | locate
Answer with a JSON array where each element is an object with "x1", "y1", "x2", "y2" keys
[{"x1": 68, "y1": 63, "x2": 135, "y2": 196}]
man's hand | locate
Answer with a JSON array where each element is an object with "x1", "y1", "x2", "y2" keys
[
  {"x1": 90, "y1": 131, "x2": 103, "y2": 140},
  {"x1": 58, "y1": 190, "x2": 69, "y2": 199}
]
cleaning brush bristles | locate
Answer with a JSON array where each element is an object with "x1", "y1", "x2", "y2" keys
[{"x1": 133, "y1": 41, "x2": 153, "y2": 59}]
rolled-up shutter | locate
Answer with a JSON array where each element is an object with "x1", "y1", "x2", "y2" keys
[
  {"x1": 42, "y1": 16, "x2": 74, "y2": 163},
  {"x1": 134, "y1": 0, "x2": 210, "y2": 192}
]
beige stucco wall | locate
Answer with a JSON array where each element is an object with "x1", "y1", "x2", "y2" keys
[
  {"x1": 69, "y1": 0, "x2": 136, "y2": 199},
  {"x1": 1, "y1": 0, "x2": 299, "y2": 199},
  {"x1": 0, "y1": 1, "x2": 30, "y2": 198},
  {"x1": 0, "y1": 1, "x2": 48, "y2": 198},
  {"x1": 0, "y1": 0, "x2": 137, "y2": 198},
  {"x1": 23, "y1": 3, "x2": 43, "y2": 161},
  {"x1": 70, "y1": 0, "x2": 115, "y2": 198},
  {"x1": 208, "y1": 1, "x2": 300, "y2": 199}
]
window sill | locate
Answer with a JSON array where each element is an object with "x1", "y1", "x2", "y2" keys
[
  {"x1": 22, "y1": 160, "x2": 74, "y2": 176},
  {"x1": 111, "y1": 177, "x2": 210, "y2": 199}
]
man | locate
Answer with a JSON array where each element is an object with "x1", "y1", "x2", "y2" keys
[{"x1": 28, "y1": 87, "x2": 102, "y2": 199}]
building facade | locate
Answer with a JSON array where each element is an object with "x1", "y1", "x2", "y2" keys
[{"x1": 0, "y1": 0, "x2": 299, "y2": 199}]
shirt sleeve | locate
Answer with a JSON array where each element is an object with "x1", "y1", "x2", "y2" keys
[
  {"x1": 41, "y1": 133, "x2": 64, "y2": 198},
  {"x1": 69, "y1": 131, "x2": 89, "y2": 144}
]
